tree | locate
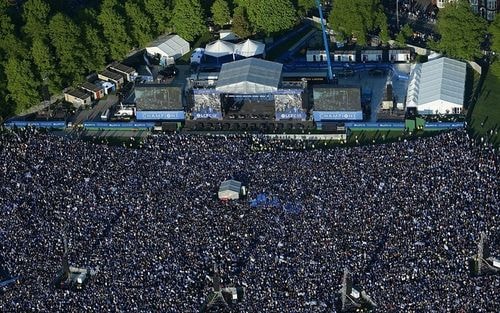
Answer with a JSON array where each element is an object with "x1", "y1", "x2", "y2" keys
[
  {"x1": 489, "y1": 14, "x2": 500, "y2": 54},
  {"x1": 211, "y1": 0, "x2": 231, "y2": 27},
  {"x1": 31, "y1": 38, "x2": 61, "y2": 94},
  {"x1": 297, "y1": 0, "x2": 315, "y2": 16},
  {"x1": 249, "y1": 0, "x2": 297, "y2": 35},
  {"x1": 171, "y1": 0, "x2": 206, "y2": 41},
  {"x1": 0, "y1": 2, "x2": 26, "y2": 59},
  {"x1": 49, "y1": 13, "x2": 88, "y2": 84},
  {"x1": 98, "y1": 0, "x2": 131, "y2": 60},
  {"x1": 4, "y1": 56, "x2": 41, "y2": 113},
  {"x1": 435, "y1": 0, "x2": 487, "y2": 60},
  {"x1": 144, "y1": 0, "x2": 172, "y2": 34},
  {"x1": 22, "y1": 0, "x2": 51, "y2": 39},
  {"x1": 232, "y1": 6, "x2": 252, "y2": 38},
  {"x1": 125, "y1": 0, "x2": 154, "y2": 47},
  {"x1": 328, "y1": 0, "x2": 386, "y2": 46},
  {"x1": 395, "y1": 31, "x2": 406, "y2": 47}
]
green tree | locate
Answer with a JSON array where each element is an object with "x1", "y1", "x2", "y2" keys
[
  {"x1": 395, "y1": 31, "x2": 406, "y2": 47},
  {"x1": 232, "y1": 6, "x2": 252, "y2": 38},
  {"x1": 250, "y1": 0, "x2": 297, "y2": 35},
  {"x1": 144, "y1": 0, "x2": 172, "y2": 34},
  {"x1": 125, "y1": 1, "x2": 154, "y2": 47},
  {"x1": 4, "y1": 56, "x2": 41, "y2": 113},
  {"x1": 22, "y1": 0, "x2": 51, "y2": 39},
  {"x1": 98, "y1": 0, "x2": 131, "y2": 60},
  {"x1": 211, "y1": 0, "x2": 231, "y2": 27},
  {"x1": 49, "y1": 13, "x2": 87, "y2": 84},
  {"x1": 0, "y1": 2, "x2": 26, "y2": 59},
  {"x1": 171, "y1": 0, "x2": 206, "y2": 41},
  {"x1": 328, "y1": 0, "x2": 386, "y2": 46},
  {"x1": 297, "y1": 0, "x2": 315, "y2": 16},
  {"x1": 435, "y1": 0, "x2": 487, "y2": 60},
  {"x1": 401, "y1": 24, "x2": 413, "y2": 39},
  {"x1": 489, "y1": 14, "x2": 500, "y2": 54},
  {"x1": 31, "y1": 38, "x2": 61, "y2": 94},
  {"x1": 82, "y1": 23, "x2": 109, "y2": 72}
]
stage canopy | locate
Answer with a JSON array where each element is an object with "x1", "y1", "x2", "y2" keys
[{"x1": 216, "y1": 58, "x2": 282, "y2": 94}]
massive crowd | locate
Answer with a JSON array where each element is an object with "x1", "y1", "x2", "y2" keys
[{"x1": 0, "y1": 128, "x2": 498, "y2": 312}]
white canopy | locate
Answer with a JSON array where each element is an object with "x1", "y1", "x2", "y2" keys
[
  {"x1": 234, "y1": 39, "x2": 265, "y2": 58},
  {"x1": 146, "y1": 34, "x2": 190, "y2": 60},
  {"x1": 204, "y1": 40, "x2": 235, "y2": 58},
  {"x1": 216, "y1": 58, "x2": 283, "y2": 94},
  {"x1": 218, "y1": 179, "x2": 242, "y2": 200}
]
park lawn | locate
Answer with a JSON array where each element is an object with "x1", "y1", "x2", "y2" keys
[{"x1": 470, "y1": 61, "x2": 500, "y2": 146}]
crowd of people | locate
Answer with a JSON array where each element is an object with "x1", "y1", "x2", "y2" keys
[{"x1": 0, "y1": 128, "x2": 498, "y2": 312}]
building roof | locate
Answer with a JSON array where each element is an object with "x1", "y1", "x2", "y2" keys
[
  {"x1": 147, "y1": 34, "x2": 190, "y2": 57},
  {"x1": 65, "y1": 88, "x2": 92, "y2": 100},
  {"x1": 134, "y1": 84, "x2": 183, "y2": 111},
  {"x1": 312, "y1": 86, "x2": 362, "y2": 111},
  {"x1": 406, "y1": 57, "x2": 466, "y2": 107},
  {"x1": 234, "y1": 39, "x2": 265, "y2": 58},
  {"x1": 109, "y1": 62, "x2": 136, "y2": 75},
  {"x1": 205, "y1": 40, "x2": 235, "y2": 58},
  {"x1": 80, "y1": 81, "x2": 102, "y2": 93},
  {"x1": 216, "y1": 58, "x2": 283, "y2": 94},
  {"x1": 100, "y1": 69, "x2": 124, "y2": 81}
]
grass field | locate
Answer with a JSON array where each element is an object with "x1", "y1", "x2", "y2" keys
[{"x1": 469, "y1": 61, "x2": 500, "y2": 147}]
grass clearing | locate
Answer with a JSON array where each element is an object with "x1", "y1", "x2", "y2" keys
[{"x1": 469, "y1": 61, "x2": 500, "y2": 147}]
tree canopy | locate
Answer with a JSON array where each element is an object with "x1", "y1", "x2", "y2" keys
[
  {"x1": 211, "y1": 0, "x2": 231, "y2": 27},
  {"x1": 435, "y1": 0, "x2": 487, "y2": 60},
  {"x1": 328, "y1": 0, "x2": 387, "y2": 46},
  {"x1": 248, "y1": 0, "x2": 297, "y2": 35},
  {"x1": 171, "y1": 0, "x2": 206, "y2": 41}
]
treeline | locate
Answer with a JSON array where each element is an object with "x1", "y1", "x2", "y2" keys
[{"x1": 0, "y1": 0, "x2": 320, "y2": 118}]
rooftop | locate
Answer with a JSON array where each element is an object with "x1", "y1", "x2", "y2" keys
[
  {"x1": 100, "y1": 69, "x2": 124, "y2": 81},
  {"x1": 109, "y1": 62, "x2": 136, "y2": 74},
  {"x1": 80, "y1": 81, "x2": 102, "y2": 92},
  {"x1": 66, "y1": 88, "x2": 92, "y2": 100}
]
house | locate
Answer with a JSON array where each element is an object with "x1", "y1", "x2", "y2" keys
[
  {"x1": 98, "y1": 70, "x2": 125, "y2": 89},
  {"x1": 64, "y1": 88, "x2": 92, "y2": 107},
  {"x1": 94, "y1": 80, "x2": 115, "y2": 95},
  {"x1": 79, "y1": 81, "x2": 105, "y2": 100},
  {"x1": 145, "y1": 34, "x2": 190, "y2": 66},
  {"x1": 405, "y1": 57, "x2": 466, "y2": 115},
  {"x1": 108, "y1": 62, "x2": 137, "y2": 82}
]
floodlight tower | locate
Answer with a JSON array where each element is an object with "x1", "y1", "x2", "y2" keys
[{"x1": 315, "y1": 0, "x2": 334, "y2": 82}]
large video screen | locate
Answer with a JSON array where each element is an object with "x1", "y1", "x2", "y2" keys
[
  {"x1": 193, "y1": 93, "x2": 222, "y2": 119},
  {"x1": 312, "y1": 87, "x2": 360, "y2": 111},
  {"x1": 274, "y1": 93, "x2": 305, "y2": 120},
  {"x1": 135, "y1": 86, "x2": 182, "y2": 110}
]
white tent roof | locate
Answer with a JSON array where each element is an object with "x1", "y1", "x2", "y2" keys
[
  {"x1": 216, "y1": 58, "x2": 282, "y2": 94},
  {"x1": 234, "y1": 39, "x2": 265, "y2": 58},
  {"x1": 204, "y1": 40, "x2": 235, "y2": 58},
  {"x1": 406, "y1": 57, "x2": 466, "y2": 108},
  {"x1": 146, "y1": 34, "x2": 190, "y2": 59}
]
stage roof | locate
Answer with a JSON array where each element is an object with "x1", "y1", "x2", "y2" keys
[
  {"x1": 312, "y1": 86, "x2": 362, "y2": 111},
  {"x1": 216, "y1": 58, "x2": 283, "y2": 94},
  {"x1": 134, "y1": 84, "x2": 183, "y2": 111}
]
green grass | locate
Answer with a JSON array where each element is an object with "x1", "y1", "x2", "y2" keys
[{"x1": 469, "y1": 61, "x2": 500, "y2": 147}]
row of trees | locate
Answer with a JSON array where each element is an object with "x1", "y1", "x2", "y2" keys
[{"x1": 0, "y1": 0, "x2": 322, "y2": 117}]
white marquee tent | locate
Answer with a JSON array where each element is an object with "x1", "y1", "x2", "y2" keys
[
  {"x1": 204, "y1": 40, "x2": 235, "y2": 58},
  {"x1": 216, "y1": 58, "x2": 282, "y2": 94},
  {"x1": 406, "y1": 57, "x2": 466, "y2": 115},
  {"x1": 146, "y1": 34, "x2": 190, "y2": 64},
  {"x1": 234, "y1": 39, "x2": 265, "y2": 58}
]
